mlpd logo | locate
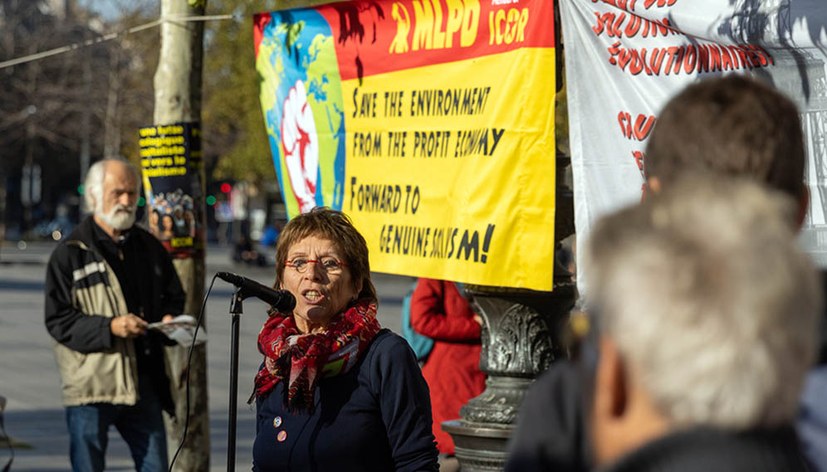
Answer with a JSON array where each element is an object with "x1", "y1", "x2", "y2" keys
[
  {"x1": 389, "y1": 0, "x2": 481, "y2": 53},
  {"x1": 389, "y1": 0, "x2": 530, "y2": 53}
]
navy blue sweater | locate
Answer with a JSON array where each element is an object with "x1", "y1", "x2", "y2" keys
[{"x1": 252, "y1": 329, "x2": 439, "y2": 471}]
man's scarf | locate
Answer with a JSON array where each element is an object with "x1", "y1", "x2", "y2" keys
[{"x1": 254, "y1": 299, "x2": 381, "y2": 411}]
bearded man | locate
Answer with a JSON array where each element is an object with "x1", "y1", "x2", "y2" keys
[{"x1": 45, "y1": 158, "x2": 185, "y2": 472}]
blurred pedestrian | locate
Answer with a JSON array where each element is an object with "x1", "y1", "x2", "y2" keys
[
  {"x1": 215, "y1": 198, "x2": 233, "y2": 245},
  {"x1": 44, "y1": 158, "x2": 185, "y2": 472},
  {"x1": 410, "y1": 278, "x2": 486, "y2": 467},
  {"x1": 587, "y1": 175, "x2": 819, "y2": 471},
  {"x1": 232, "y1": 234, "x2": 266, "y2": 267}
]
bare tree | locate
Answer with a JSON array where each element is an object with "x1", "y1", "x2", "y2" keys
[{"x1": 0, "y1": 0, "x2": 159, "y2": 236}]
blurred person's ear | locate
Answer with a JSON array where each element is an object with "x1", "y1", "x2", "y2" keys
[
  {"x1": 592, "y1": 336, "x2": 628, "y2": 466},
  {"x1": 646, "y1": 177, "x2": 662, "y2": 195},
  {"x1": 592, "y1": 336, "x2": 669, "y2": 467}
]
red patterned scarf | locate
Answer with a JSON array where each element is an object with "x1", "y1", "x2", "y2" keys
[{"x1": 254, "y1": 299, "x2": 381, "y2": 411}]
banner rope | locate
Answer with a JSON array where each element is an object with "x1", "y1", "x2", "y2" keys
[{"x1": 0, "y1": 14, "x2": 238, "y2": 70}]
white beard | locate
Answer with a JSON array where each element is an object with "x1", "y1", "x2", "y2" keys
[{"x1": 97, "y1": 203, "x2": 136, "y2": 231}]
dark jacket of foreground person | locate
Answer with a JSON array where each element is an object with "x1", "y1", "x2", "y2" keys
[{"x1": 602, "y1": 427, "x2": 811, "y2": 472}]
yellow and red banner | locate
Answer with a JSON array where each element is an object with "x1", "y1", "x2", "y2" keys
[{"x1": 254, "y1": 0, "x2": 556, "y2": 290}]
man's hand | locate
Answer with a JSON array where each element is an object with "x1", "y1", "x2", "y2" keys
[{"x1": 110, "y1": 314, "x2": 148, "y2": 338}]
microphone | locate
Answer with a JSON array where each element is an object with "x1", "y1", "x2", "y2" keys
[{"x1": 216, "y1": 272, "x2": 296, "y2": 312}]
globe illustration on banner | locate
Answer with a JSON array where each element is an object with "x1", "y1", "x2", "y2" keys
[{"x1": 257, "y1": 9, "x2": 345, "y2": 218}]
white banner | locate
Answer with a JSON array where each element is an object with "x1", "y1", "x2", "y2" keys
[{"x1": 560, "y1": 0, "x2": 827, "y2": 293}]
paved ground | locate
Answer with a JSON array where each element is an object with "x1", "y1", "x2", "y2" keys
[{"x1": 0, "y1": 240, "x2": 413, "y2": 471}]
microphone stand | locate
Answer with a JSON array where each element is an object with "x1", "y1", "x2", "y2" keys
[
  {"x1": 220, "y1": 276, "x2": 293, "y2": 472},
  {"x1": 227, "y1": 287, "x2": 244, "y2": 472}
]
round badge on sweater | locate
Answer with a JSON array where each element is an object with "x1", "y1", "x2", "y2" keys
[{"x1": 277, "y1": 430, "x2": 287, "y2": 442}]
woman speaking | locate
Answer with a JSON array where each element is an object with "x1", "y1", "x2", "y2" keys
[{"x1": 251, "y1": 207, "x2": 439, "y2": 471}]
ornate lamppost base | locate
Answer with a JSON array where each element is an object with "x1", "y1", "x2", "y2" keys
[
  {"x1": 444, "y1": 285, "x2": 576, "y2": 471},
  {"x1": 442, "y1": 420, "x2": 511, "y2": 471}
]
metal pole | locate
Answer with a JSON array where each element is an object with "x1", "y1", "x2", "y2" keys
[{"x1": 227, "y1": 291, "x2": 243, "y2": 472}]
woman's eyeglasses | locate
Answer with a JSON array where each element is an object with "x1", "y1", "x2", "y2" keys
[{"x1": 286, "y1": 257, "x2": 347, "y2": 274}]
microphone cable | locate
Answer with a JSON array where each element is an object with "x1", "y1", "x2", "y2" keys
[{"x1": 168, "y1": 273, "x2": 218, "y2": 472}]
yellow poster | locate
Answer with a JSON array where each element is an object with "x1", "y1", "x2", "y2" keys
[{"x1": 256, "y1": 0, "x2": 556, "y2": 290}]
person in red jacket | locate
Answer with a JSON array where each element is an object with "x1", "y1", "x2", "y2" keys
[{"x1": 410, "y1": 278, "x2": 487, "y2": 462}]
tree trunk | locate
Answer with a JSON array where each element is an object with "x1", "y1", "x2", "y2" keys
[{"x1": 153, "y1": 1, "x2": 209, "y2": 470}]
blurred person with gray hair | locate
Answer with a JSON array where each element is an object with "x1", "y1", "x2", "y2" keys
[
  {"x1": 44, "y1": 158, "x2": 185, "y2": 471},
  {"x1": 506, "y1": 75, "x2": 827, "y2": 471},
  {"x1": 587, "y1": 175, "x2": 819, "y2": 471}
]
